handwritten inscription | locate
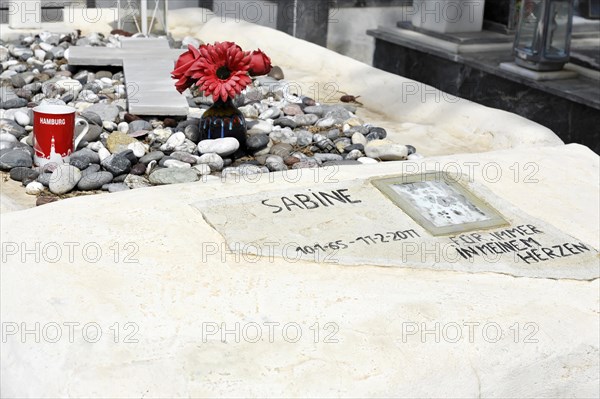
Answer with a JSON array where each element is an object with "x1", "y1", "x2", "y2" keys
[
  {"x1": 261, "y1": 189, "x2": 362, "y2": 214},
  {"x1": 451, "y1": 225, "x2": 592, "y2": 264},
  {"x1": 296, "y1": 229, "x2": 421, "y2": 255}
]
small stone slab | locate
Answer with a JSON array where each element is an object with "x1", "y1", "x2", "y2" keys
[
  {"x1": 500, "y1": 62, "x2": 579, "y2": 81},
  {"x1": 192, "y1": 173, "x2": 599, "y2": 280},
  {"x1": 123, "y1": 58, "x2": 189, "y2": 115},
  {"x1": 120, "y1": 37, "x2": 171, "y2": 49},
  {"x1": 67, "y1": 39, "x2": 188, "y2": 116},
  {"x1": 67, "y1": 47, "x2": 185, "y2": 66}
]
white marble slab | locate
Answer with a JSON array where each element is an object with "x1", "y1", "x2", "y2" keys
[
  {"x1": 67, "y1": 46, "x2": 185, "y2": 66},
  {"x1": 1, "y1": 144, "x2": 598, "y2": 397}
]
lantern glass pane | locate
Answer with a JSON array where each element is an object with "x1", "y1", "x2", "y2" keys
[
  {"x1": 545, "y1": 1, "x2": 571, "y2": 58},
  {"x1": 517, "y1": 0, "x2": 545, "y2": 54},
  {"x1": 118, "y1": 0, "x2": 168, "y2": 36}
]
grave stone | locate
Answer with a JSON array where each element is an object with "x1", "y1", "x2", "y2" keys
[{"x1": 193, "y1": 171, "x2": 598, "y2": 280}]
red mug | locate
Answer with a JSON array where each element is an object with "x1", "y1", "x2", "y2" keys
[{"x1": 33, "y1": 104, "x2": 89, "y2": 167}]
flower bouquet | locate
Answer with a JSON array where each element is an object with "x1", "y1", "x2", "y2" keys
[{"x1": 171, "y1": 41, "x2": 272, "y2": 155}]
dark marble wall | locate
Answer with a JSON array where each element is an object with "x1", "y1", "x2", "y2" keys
[
  {"x1": 373, "y1": 39, "x2": 600, "y2": 154},
  {"x1": 484, "y1": 0, "x2": 519, "y2": 30}
]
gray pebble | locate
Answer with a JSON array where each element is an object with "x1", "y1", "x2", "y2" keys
[
  {"x1": 118, "y1": 149, "x2": 138, "y2": 165},
  {"x1": 36, "y1": 173, "x2": 52, "y2": 187},
  {"x1": 292, "y1": 159, "x2": 320, "y2": 169},
  {"x1": 80, "y1": 111, "x2": 103, "y2": 126},
  {"x1": 149, "y1": 168, "x2": 200, "y2": 185},
  {"x1": 247, "y1": 134, "x2": 270, "y2": 152},
  {"x1": 296, "y1": 130, "x2": 313, "y2": 147},
  {"x1": 77, "y1": 171, "x2": 113, "y2": 190},
  {"x1": 322, "y1": 160, "x2": 362, "y2": 167},
  {"x1": 9, "y1": 167, "x2": 38, "y2": 182},
  {"x1": 273, "y1": 117, "x2": 297, "y2": 129},
  {"x1": 1, "y1": 119, "x2": 27, "y2": 138},
  {"x1": 49, "y1": 164, "x2": 81, "y2": 195},
  {"x1": 184, "y1": 124, "x2": 201, "y2": 143},
  {"x1": 0, "y1": 148, "x2": 32, "y2": 170},
  {"x1": 129, "y1": 163, "x2": 147, "y2": 175},
  {"x1": 101, "y1": 153, "x2": 131, "y2": 175},
  {"x1": 265, "y1": 155, "x2": 287, "y2": 172},
  {"x1": 366, "y1": 127, "x2": 387, "y2": 141},
  {"x1": 344, "y1": 144, "x2": 365, "y2": 153},
  {"x1": 314, "y1": 153, "x2": 344, "y2": 163},
  {"x1": 106, "y1": 183, "x2": 130, "y2": 193},
  {"x1": 170, "y1": 151, "x2": 198, "y2": 165},
  {"x1": 197, "y1": 153, "x2": 224, "y2": 172},
  {"x1": 139, "y1": 151, "x2": 165, "y2": 164},
  {"x1": 2, "y1": 98, "x2": 28, "y2": 109},
  {"x1": 269, "y1": 143, "x2": 293, "y2": 158},
  {"x1": 111, "y1": 174, "x2": 127, "y2": 183},
  {"x1": 302, "y1": 106, "x2": 326, "y2": 117},
  {"x1": 81, "y1": 164, "x2": 101, "y2": 176},
  {"x1": 129, "y1": 120, "x2": 152, "y2": 132}
]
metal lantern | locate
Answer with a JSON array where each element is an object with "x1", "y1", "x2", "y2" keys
[
  {"x1": 117, "y1": 0, "x2": 169, "y2": 37},
  {"x1": 514, "y1": 0, "x2": 574, "y2": 71}
]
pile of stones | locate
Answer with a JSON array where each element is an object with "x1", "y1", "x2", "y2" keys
[{"x1": 1, "y1": 31, "x2": 421, "y2": 205}]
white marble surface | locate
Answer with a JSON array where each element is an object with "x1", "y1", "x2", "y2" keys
[{"x1": 1, "y1": 144, "x2": 598, "y2": 397}]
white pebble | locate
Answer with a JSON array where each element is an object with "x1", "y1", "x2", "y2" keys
[
  {"x1": 408, "y1": 153, "x2": 424, "y2": 160},
  {"x1": 247, "y1": 120, "x2": 273, "y2": 135},
  {"x1": 98, "y1": 147, "x2": 111, "y2": 161},
  {"x1": 197, "y1": 153, "x2": 224, "y2": 172},
  {"x1": 39, "y1": 42, "x2": 53, "y2": 51},
  {"x1": 99, "y1": 77, "x2": 113, "y2": 87},
  {"x1": 351, "y1": 132, "x2": 367, "y2": 146},
  {"x1": 365, "y1": 140, "x2": 408, "y2": 161},
  {"x1": 127, "y1": 141, "x2": 146, "y2": 158},
  {"x1": 55, "y1": 79, "x2": 82, "y2": 98},
  {"x1": 160, "y1": 132, "x2": 185, "y2": 152},
  {"x1": 197, "y1": 137, "x2": 240, "y2": 157},
  {"x1": 14, "y1": 111, "x2": 30, "y2": 127},
  {"x1": 34, "y1": 49, "x2": 46, "y2": 60},
  {"x1": 103, "y1": 121, "x2": 117, "y2": 132},
  {"x1": 118, "y1": 121, "x2": 129, "y2": 133},
  {"x1": 357, "y1": 157, "x2": 378, "y2": 164},
  {"x1": 87, "y1": 141, "x2": 105, "y2": 152},
  {"x1": 164, "y1": 159, "x2": 191, "y2": 169},
  {"x1": 79, "y1": 90, "x2": 99, "y2": 103},
  {"x1": 152, "y1": 128, "x2": 172, "y2": 141},
  {"x1": 25, "y1": 181, "x2": 45, "y2": 195}
]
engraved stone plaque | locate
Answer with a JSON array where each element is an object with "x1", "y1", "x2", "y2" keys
[{"x1": 191, "y1": 173, "x2": 599, "y2": 280}]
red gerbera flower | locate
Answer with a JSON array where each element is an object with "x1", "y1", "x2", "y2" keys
[
  {"x1": 172, "y1": 45, "x2": 202, "y2": 94},
  {"x1": 189, "y1": 41, "x2": 253, "y2": 102}
]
